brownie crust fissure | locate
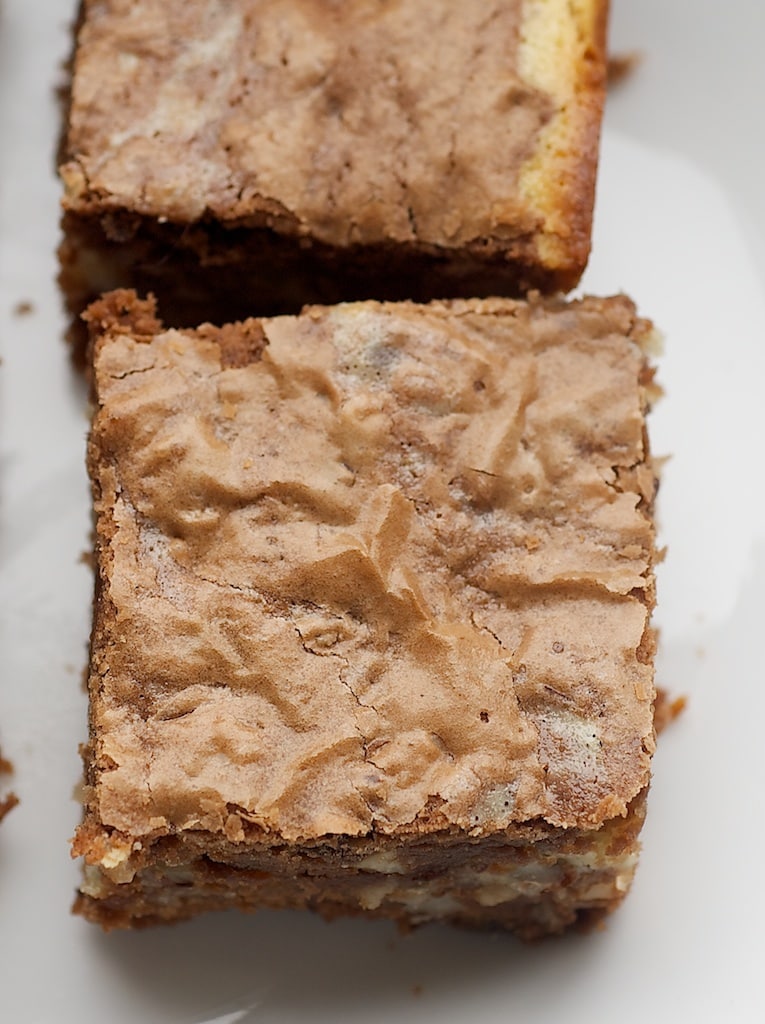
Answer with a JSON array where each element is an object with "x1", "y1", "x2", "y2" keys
[
  {"x1": 74, "y1": 290, "x2": 659, "y2": 935},
  {"x1": 60, "y1": 0, "x2": 609, "y2": 327}
]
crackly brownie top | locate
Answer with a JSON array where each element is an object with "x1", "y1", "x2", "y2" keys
[
  {"x1": 61, "y1": 0, "x2": 605, "y2": 262},
  {"x1": 84, "y1": 291, "x2": 657, "y2": 850}
]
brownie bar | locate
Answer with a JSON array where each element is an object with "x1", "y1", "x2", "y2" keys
[
  {"x1": 74, "y1": 289, "x2": 659, "y2": 935},
  {"x1": 59, "y1": 0, "x2": 609, "y2": 330}
]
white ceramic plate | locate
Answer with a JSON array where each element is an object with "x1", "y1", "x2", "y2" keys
[{"x1": 1, "y1": 2, "x2": 763, "y2": 1020}]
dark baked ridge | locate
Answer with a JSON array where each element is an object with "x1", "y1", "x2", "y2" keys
[
  {"x1": 75, "y1": 290, "x2": 659, "y2": 934},
  {"x1": 60, "y1": 1, "x2": 609, "y2": 329}
]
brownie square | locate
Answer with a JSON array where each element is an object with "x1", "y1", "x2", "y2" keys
[
  {"x1": 73, "y1": 290, "x2": 659, "y2": 935},
  {"x1": 60, "y1": 0, "x2": 608, "y2": 329}
]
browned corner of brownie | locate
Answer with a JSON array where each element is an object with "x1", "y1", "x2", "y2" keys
[
  {"x1": 74, "y1": 291, "x2": 660, "y2": 937},
  {"x1": 83, "y1": 289, "x2": 164, "y2": 345}
]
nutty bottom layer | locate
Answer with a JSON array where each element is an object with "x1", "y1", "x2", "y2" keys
[
  {"x1": 76, "y1": 849, "x2": 636, "y2": 939},
  {"x1": 74, "y1": 797, "x2": 646, "y2": 939}
]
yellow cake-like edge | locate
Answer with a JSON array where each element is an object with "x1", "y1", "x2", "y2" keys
[{"x1": 519, "y1": 0, "x2": 609, "y2": 281}]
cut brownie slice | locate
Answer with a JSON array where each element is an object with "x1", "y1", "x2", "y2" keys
[
  {"x1": 59, "y1": 0, "x2": 608, "y2": 329},
  {"x1": 74, "y1": 290, "x2": 660, "y2": 936}
]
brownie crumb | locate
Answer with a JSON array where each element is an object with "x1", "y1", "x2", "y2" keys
[
  {"x1": 608, "y1": 51, "x2": 643, "y2": 88},
  {"x1": 0, "y1": 793, "x2": 19, "y2": 823},
  {"x1": 0, "y1": 753, "x2": 17, "y2": 823},
  {"x1": 654, "y1": 689, "x2": 687, "y2": 734}
]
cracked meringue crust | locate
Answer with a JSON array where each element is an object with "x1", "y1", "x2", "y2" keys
[
  {"x1": 59, "y1": 0, "x2": 608, "y2": 327},
  {"x1": 75, "y1": 289, "x2": 659, "y2": 933}
]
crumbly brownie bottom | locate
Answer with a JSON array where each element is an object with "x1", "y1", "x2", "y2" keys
[
  {"x1": 59, "y1": 211, "x2": 578, "y2": 352},
  {"x1": 74, "y1": 792, "x2": 645, "y2": 937}
]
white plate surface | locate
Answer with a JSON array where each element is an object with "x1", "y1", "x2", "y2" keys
[{"x1": 1, "y1": 2, "x2": 764, "y2": 1021}]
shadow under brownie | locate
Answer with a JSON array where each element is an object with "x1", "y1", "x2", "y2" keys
[
  {"x1": 59, "y1": 0, "x2": 609, "y2": 331},
  {"x1": 74, "y1": 289, "x2": 659, "y2": 936}
]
